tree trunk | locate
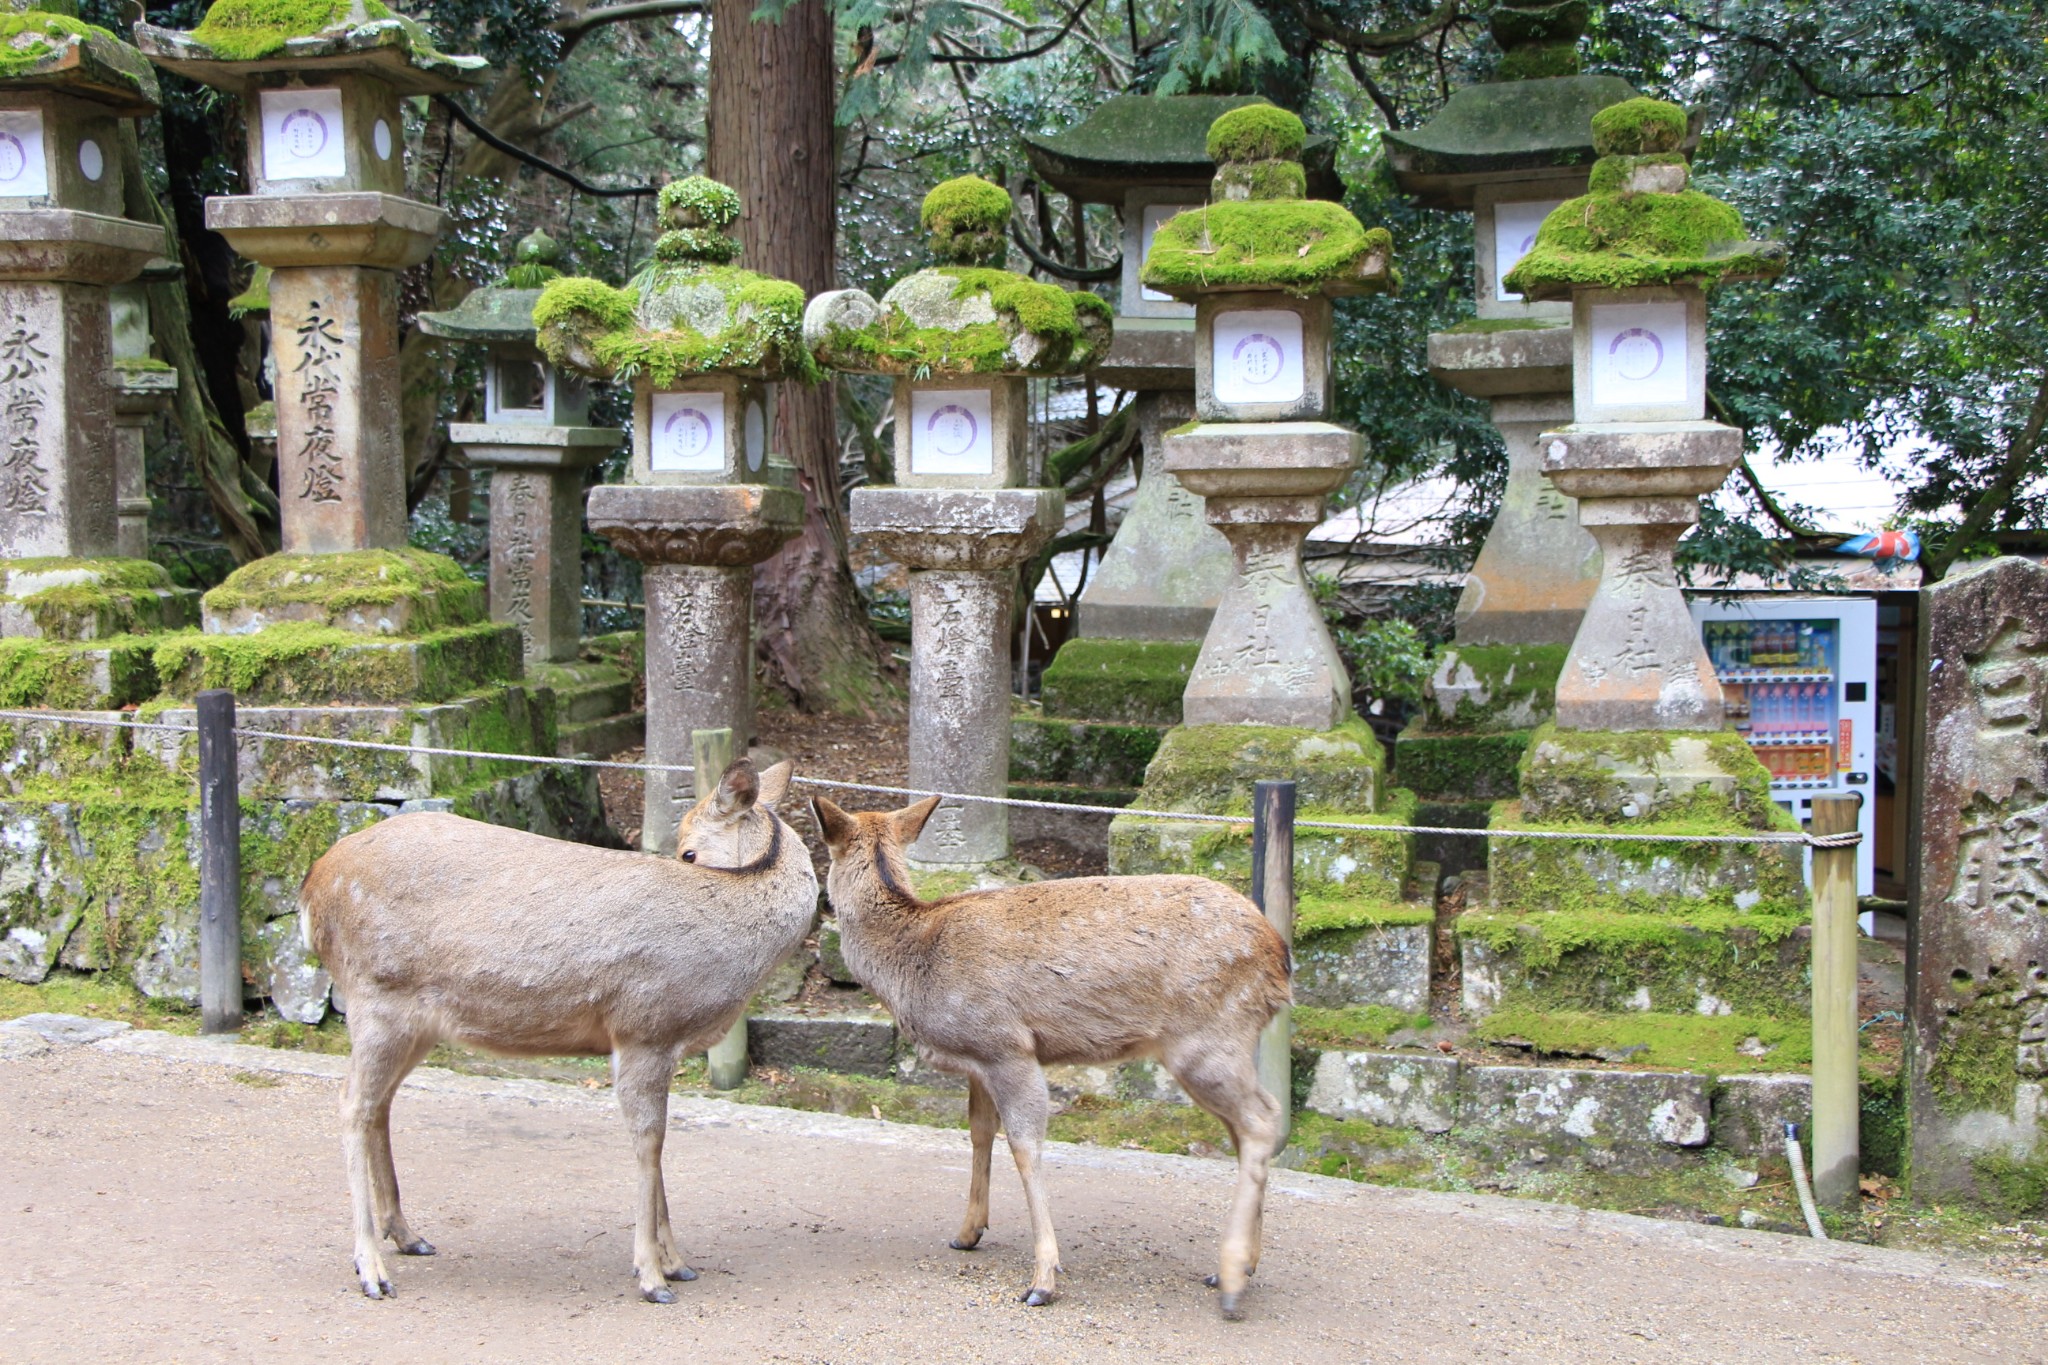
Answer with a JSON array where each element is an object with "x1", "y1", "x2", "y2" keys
[{"x1": 709, "y1": 0, "x2": 893, "y2": 714}]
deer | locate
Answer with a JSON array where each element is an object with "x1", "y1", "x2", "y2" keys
[
  {"x1": 809, "y1": 793, "x2": 1292, "y2": 1320},
  {"x1": 301, "y1": 758, "x2": 816, "y2": 1305}
]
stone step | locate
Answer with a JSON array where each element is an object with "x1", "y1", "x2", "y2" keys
[
  {"x1": 553, "y1": 676, "x2": 636, "y2": 725},
  {"x1": 1010, "y1": 708, "x2": 1164, "y2": 788},
  {"x1": 153, "y1": 623, "x2": 523, "y2": 706},
  {"x1": 558, "y1": 711, "x2": 645, "y2": 759},
  {"x1": 1038, "y1": 638, "x2": 1196, "y2": 726},
  {"x1": 1293, "y1": 905, "x2": 1435, "y2": 1015}
]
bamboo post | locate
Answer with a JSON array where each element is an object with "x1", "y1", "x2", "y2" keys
[
  {"x1": 197, "y1": 689, "x2": 243, "y2": 1035},
  {"x1": 694, "y1": 727, "x2": 749, "y2": 1090},
  {"x1": 1250, "y1": 779, "x2": 1296, "y2": 1143},
  {"x1": 1809, "y1": 794, "x2": 1861, "y2": 1208}
]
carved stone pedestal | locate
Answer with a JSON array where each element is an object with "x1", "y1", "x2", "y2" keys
[
  {"x1": 1162, "y1": 421, "x2": 1361, "y2": 729},
  {"x1": 114, "y1": 367, "x2": 176, "y2": 560},
  {"x1": 448, "y1": 424, "x2": 620, "y2": 664},
  {"x1": 587, "y1": 482, "x2": 802, "y2": 854},
  {"x1": 852, "y1": 486, "x2": 1063, "y2": 864}
]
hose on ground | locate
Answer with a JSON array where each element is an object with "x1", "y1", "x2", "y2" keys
[{"x1": 1785, "y1": 1121, "x2": 1828, "y2": 1240}]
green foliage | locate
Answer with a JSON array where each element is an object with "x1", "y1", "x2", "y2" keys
[
  {"x1": 919, "y1": 175, "x2": 1011, "y2": 265},
  {"x1": 1205, "y1": 103, "x2": 1305, "y2": 163},
  {"x1": 1590, "y1": 96, "x2": 1690, "y2": 156},
  {"x1": 1151, "y1": 0, "x2": 1289, "y2": 97},
  {"x1": 1143, "y1": 202, "x2": 1395, "y2": 296}
]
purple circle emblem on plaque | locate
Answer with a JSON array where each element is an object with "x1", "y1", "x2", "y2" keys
[
  {"x1": 0, "y1": 134, "x2": 25, "y2": 183},
  {"x1": 928, "y1": 404, "x2": 979, "y2": 457},
  {"x1": 663, "y1": 407, "x2": 714, "y2": 458},
  {"x1": 1609, "y1": 326, "x2": 1665, "y2": 382},
  {"x1": 280, "y1": 108, "x2": 330, "y2": 161},
  {"x1": 1231, "y1": 332, "x2": 1284, "y2": 386}
]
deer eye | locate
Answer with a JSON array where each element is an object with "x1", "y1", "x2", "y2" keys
[{"x1": 681, "y1": 850, "x2": 697, "y2": 862}]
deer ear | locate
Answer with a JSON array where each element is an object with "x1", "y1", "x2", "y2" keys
[
  {"x1": 892, "y1": 794, "x2": 943, "y2": 845},
  {"x1": 712, "y1": 759, "x2": 758, "y2": 817},
  {"x1": 811, "y1": 795, "x2": 857, "y2": 849},
  {"x1": 756, "y1": 759, "x2": 794, "y2": 809}
]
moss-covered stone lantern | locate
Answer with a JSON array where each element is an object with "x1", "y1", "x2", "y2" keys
[
  {"x1": 109, "y1": 258, "x2": 182, "y2": 560},
  {"x1": 537, "y1": 175, "x2": 808, "y2": 854},
  {"x1": 138, "y1": 0, "x2": 489, "y2": 556},
  {"x1": 0, "y1": 0, "x2": 173, "y2": 572},
  {"x1": 808, "y1": 175, "x2": 1104, "y2": 865},
  {"x1": 418, "y1": 230, "x2": 621, "y2": 666}
]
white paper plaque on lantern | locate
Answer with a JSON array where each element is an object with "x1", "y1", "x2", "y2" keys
[
  {"x1": 77, "y1": 139, "x2": 104, "y2": 182},
  {"x1": 1139, "y1": 204, "x2": 1181, "y2": 303},
  {"x1": 1493, "y1": 199, "x2": 1563, "y2": 302},
  {"x1": 260, "y1": 87, "x2": 348, "y2": 182},
  {"x1": 908, "y1": 386, "x2": 995, "y2": 477},
  {"x1": 1588, "y1": 300, "x2": 1689, "y2": 408},
  {"x1": 1212, "y1": 309, "x2": 1304, "y2": 405},
  {"x1": 650, "y1": 390, "x2": 726, "y2": 472},
  {"x1": 0, "y1": 109, "x2": 49, "y2": 198},
  {"x1": 373, "y1": 118, "x2": 394, "y2": 161},
  {"x1": 743, "y1": 399, "x2": 766, "y2": 473}
]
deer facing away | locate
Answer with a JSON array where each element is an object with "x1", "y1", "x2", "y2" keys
[
  {"x1": 302, "y1": 759, "x2": 816, "y2": 1303},
  {"x1": 810, "y1": 793, "x2": 1292, "y2": 1319}
]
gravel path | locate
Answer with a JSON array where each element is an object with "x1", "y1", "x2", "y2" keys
[{"x1": 2, "y1": 1027, "x2": 2042, "y2": 1364}]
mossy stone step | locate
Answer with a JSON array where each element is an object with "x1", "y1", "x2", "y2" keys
[
  {"x1": 1395, "y1": 721, "x2": 1532, "y2": 800},
  {"x1": 0, "y1": 557, "x2": 200, "y2": 642},
  {"x1": 200, "y1": 548, "x2": 487, "y2": 638},
  {"x1": 1110, "y1": 787, "x2": 1416, "y2": 905},
  {"x1": 1295, "y1": 908, "x2": 1434, "y2": 1014},
  {"x1": 558, "y1": 710, "x2": 644, "y2": 759},
  {"x1": 1006, "y1": 781, "x2": 1137, "y2": 808},
  {"x1": 0, "y1": 636, "x2": 163, "y2": 710},
  {"x1": 1039, "y1": 637, "x2": 1196, "y2": 725},
  {"x1": 1010, "y1": 706, "x2": 1163, "y2": 787},
  {"x1": 1131, "y1": 719, "x2": 1388, "y2": 812},
  {"x1": 1422, "y1": 643, "x2": 1565, "y2": 733},
  {"x1": 153, "y1": 622, "x2": 523, "y2": 706},
  {"x1": 530, "y1": 658, "x2": 637, "y2": 725}
]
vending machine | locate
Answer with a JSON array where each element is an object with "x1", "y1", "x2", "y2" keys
[{"x1": 1687, "y1": 596, "x2": 1878, "y2": 896}]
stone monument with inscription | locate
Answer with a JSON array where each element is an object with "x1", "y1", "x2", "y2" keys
[
  {"x1": 809, "y1": 176, "x2": 1105, "y2": 865},
  {"x1": 1907, "y1": 557, "x2": 2048, "y2": 1210},
  {"x1": 538, "y1": 175, "x2": 808, "y2": 855},
  {"x1": 419, "y1": 230, "x2": 621, "y2": 665},
  {"x1": 1386, "y1": 0, "x2": 1662, "y2": 806}
]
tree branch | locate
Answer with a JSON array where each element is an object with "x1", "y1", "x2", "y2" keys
[
  {"x1": 878, "y1": 0, "x2": 1096, "y2": 67},
  {"x1": 1009, "y1": 218, "x2": 1120, "y2": 281},
  {"x1": 1290, "y1": 0, "x2": 1461, "y2": 57},
  {"x1": 1924, "y1": 369, "x2": 2048, "y2": 581},
  {"x1": 555, "y1": 0, "x2": 704, "y2": 44},
  {"x1": 1657, "y1": 9, "x2": 1943, "y2": 102},
  {"x1": 1342, "y1": 45, "x2": 1403, "y2": 130},
  {"x1": 436, "y1": 95, "x2": 657, "y2": 196}
]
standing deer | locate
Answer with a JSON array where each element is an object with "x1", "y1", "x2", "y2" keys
[
  {"x1": 302, "y1": 758, "x2": 815, "y2": 1304},
  {"x1": 810, "y1": 793, "x2": 1292, "y2": 1319}
]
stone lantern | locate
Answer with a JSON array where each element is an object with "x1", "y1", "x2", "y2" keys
[
  {"x1": 418, "y1": 231, "x2": 621, "y2": 665},
  {"x1": 0, "y1": 0, "x2": 170, "y2": 565},
  {"x1": 109, "y1": 258, "x2": 183, "y2": 559},
  {"x1": 1018, "y1": 95, "x2": 1336, "y2": 643},
  {"x1": 808, "y1": 176, "x2": 1107, "y2": 865},
  {"x1": 1138, "y1": 107, "x2": 1395, "y2": 729},
  {"x1": 538, "y1": 176, "x2": 808, "y2": 855},
  {"x1": 138, "y1": 0, "x2": 489, "y2": 556}
]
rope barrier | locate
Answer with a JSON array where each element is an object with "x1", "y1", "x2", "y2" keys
[{"x1": 0, "y1": 706, "x2": 1862, "y2": 849}]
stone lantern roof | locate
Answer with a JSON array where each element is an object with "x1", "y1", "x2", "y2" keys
[
  {"x1": 1502, "y1": 98, "x2": 1783, "y2": 300},
  {"x1": 534, "y1": 176, "x2": 816, "y2": 384},
  {"x1": 1140, "y1": 106, "x2": 1396, "y2": 300},
  {"x1": 804, "y1": 175, "x2": 1112, "y2": 377},
  {"x1": 1020, "y1": 93, "x2": 1340, "y2": 204},
  {"x1": 136, "y1": 0, "x2": 487, "y2": 95},
  {"x1": 416, "y1": 230, "x2": 564, "y2": 346},
  {"x1": 0, "y1": 0, "x2": 160, "y2": 114}
]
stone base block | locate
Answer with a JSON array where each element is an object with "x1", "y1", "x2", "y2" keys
[
  {"x1": 1458, "y1": 911, "x2": 1811, "y2": 1019},
  {"x1": 1395, "y1": 722, "x2": 1533, "y2": 801},
  {"x1": 1039, "y1": 637, "x2": 1196, "y2": 725},
  {"x1": 1517, "y1": 723, "x2": 1783, "y2": 828},
  {"x1": 1110, "y1": 791, "x2": 1415, "y2": 905},
  {"x1": 1304, "y1": 1051, "x2": 1460, "y2": 1133},
  {"x1": 1424, "y1": 643, "x2": 1566, "y2": 732},
  {"x1": 0, "y1": 636, "x2": 161, "y2": 709},
  {"x1": 200, "y1": 548, "x2": 487, "y2": 637},
  {"x1": 1294, "y1": 919, "x2": 1433, "y2": 1013},
  {"x1": 1128, "y1": 719, "x2": 1387, "y2": 812},
  {"x1": 1712, "y1": 1073, "x2": 1813, "y2": 1158},
  {"x1": 1010, "y1": 708, "x2": 1164, "y2": 788},
  {"x1": 153, "y1": 622, "x2": 522, "y2": 705},
  {"x1": 0, "y1": 557, "x2": 199, "y2": 641},
  {"x1": 1462, "y1": 1064, "x2": 1711, "y2": 1152},
  {"x1": 1488, "y1": 803, "x2": 1806, "y2": 913},
  {"x1": 748, "y1": 1011, "x2": 897, "y2": 1077}
]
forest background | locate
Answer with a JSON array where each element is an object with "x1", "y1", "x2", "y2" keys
[{"x1": 112, "y1": 0, "x2": 2048, "y2": 715}]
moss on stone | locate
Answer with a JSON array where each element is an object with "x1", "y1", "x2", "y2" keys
[
  {"x1": 202, "y1": 548, "x2": 484, "y2": 634},
  {"x1": 1212, "y1": 158, "x2": 1307, "y2": 203},
  {"x1": 1928, "y1": 978, "x2": 2026, "y2": 1120},
  {"x1": 0, "y1": 635, "x2": 163, "y2": 709},
  {"x1": 1472, "y1": 1006, "x2": 1812, "y2": 1074},
  {"x1": 1142, "y1": 202, "x2": 1396, "y2": 298},
  {"x1": 921, "y1": 176, "x2": 1011, "y2": 266},
  {"x1": 816, "y1": 266, "x2": 1112, "y2": 377},
  {"x1": 0, "y1": 8, "x2": 154, "y2": 101},
  {"x1": 1295, "y1": 892, "x2": 1434, "y2": 935},
  {"x1": 152, "y1": 621, "x2": 520, "y2": 705},
  {"x1": 1426, "y1": 642, "x2": 1566, "y2": 732},
  {"x1": 1039, "y1": 638, "x2": 1195, "y2": 725},
  {"x1": 1488, "y1": 797, "x2": 1806, "y2": 918},
  {"x1": 1285, "y1": 1112, "x2": 1427, "y2": 1184},
  {"x1": 1587, "y1": 150, "x2": 1689, "y2": 194},
  {"x1": 227, "y1": 265, "x2": 270, "y2": 318},
  {"x1": 1517, "y1": 723, "x2": 1784, "y2": 829},
  {"x1": 1496, "y1": 41, "x2": 1580, "y2": 80},
  {"x1": 1590, "y1": 97, "x2": 1688, "y2": 156},
  {"x1": 1009, "y1": 708, "x2": 1163, "y2": 788},
  {"x1": 1134, "y1": 718, "x2": 1388, "y2": 813},
  {"x1": 1206, "y1": 104, "x2": 1306, "y2": 163},
  {"x1": 183, "y1": 0, "x2": 443, "y2": 63},
  {"x1": 1111, "y1": 789, "x2": 1415, "y2": 905},
  {"x1": 535, "y1": 268, "x2": 819, "y2": 385},
  {"x1": 1291, "y1": 1004, "x2": 1431, "y2": 1049},
  {"x1": 1972, "y1": 1151, "x2": 2048, "y2": 1218},
  {"x1": 1441, "y1": 316, "x2": 1558, "y2": 334},
  {"x1": 658, "y1": 176, "x2": 741, "y2": 230},
  {"x1": 1395, "y1": 723, "x2": 1532, "y2": 800}
]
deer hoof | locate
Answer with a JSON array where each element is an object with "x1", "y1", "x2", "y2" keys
[
  {"x1": 1020, "y1": 1287, "x2": 1053, "y2": 1307},
  {"x1": 663, "y1": 1265, "x2": 698, "y2": 1282},
  {"x1": 359, "y1": 1275, "x2": 394, "y2": 1300},
  {"x1": 948, "y1": 1233, "x2": 984, "y2": 1251},
  {"x1": 1218, "y1": 1291, "x2": 1244, "y2": 1321},
  {"x1": 641, "y1": 1284, "x2": 677, "y2": 1305},
  {"x1": 396, "y1": 1238, "x2": 436, "y2": 1257},
  {"x1": 1204, "y1": 1273, "x2": 1218, "y2": 1288}
]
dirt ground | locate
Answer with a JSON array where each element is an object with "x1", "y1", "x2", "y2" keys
[{"x1": 3, "y1": 1030, "x2": 2043, "y2": 1365}]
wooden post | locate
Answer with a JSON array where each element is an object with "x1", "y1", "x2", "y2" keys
[
  {"x1": 197, "y1": 689, "x2": 243, "y2": 1035},
  {"x1": 1809, "y1": 795, "x2": 1861, "y2": 1208},
  {"x1": 694, "y1": 727, "x2": 749, "y2": 1090},
  {"x1": 1250, "y1": 779, "x2": 1296, "y2": 1143}
]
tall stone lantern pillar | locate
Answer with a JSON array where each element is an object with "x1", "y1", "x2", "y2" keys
[
  {"x1": 538, "y1": 177, "x2": 808, "y2": 855},
  {"x1": 1384, "y1": 2, "x2": 1670, "y2": 803},
  {"x1": 109, "y1": 260, "x2": 182, "y2": 559},
  {"x1": 0, "y1": 2, "x2": 169, "y2": 564},
  {"x1": 138, "y1": 3, "x2": 490, "y2": 555},
  {"x1": 808, "y1": 177, "x2": 1106, "y2": 866},
  {"x1": 418, "y1": 231, "x2": 622, "y2": 664}
]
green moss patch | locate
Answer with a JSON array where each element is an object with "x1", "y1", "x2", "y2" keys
[
  {"x1": 1111, "y1": 789, "x2": 1415, "y2": 905},
  {"x1": 536, "y1": 268, "x2": 818, "y2": 386},
  {"x1": 152, "y1": 622, "x2": 521, "y2": 705},
  {"x1": 0, "y1": 9, "x2": 154, "y2": 99},
  {"x1": 1517, "y1": 723, "x2": 1785, "y2": 829},
  {"x1": 1207, "y1": 104, "x2": 1306, "y2": 163},
  {"x1": 0, "y1": 557, "x2": 195, "y2": 642},
  {"x1": 202, "y1": 548, "x2": 484, "y2": 635},
  {"x1": 1295, "y1": 892, "x2": 1434, "y2": 936},
  {"x1": 1039, "y1": 638, "x2": 1195, "y2": 725},
  {"x1": 1497, "y1": 41, "x2": 1579, "y2": 80},
  {"x1": 1488, "y1": 801, "x2": 1807, "y2": 918},
  {"x1": 1134, "y1": 718, "x2": 1388, "y2": 812},
  {"x1": 1291, "y1": 1005, "x2": 1432, "y2": 1049},
  {"x1": 0, "y1": 635, "x2": 163, "y2": 709},
  {"x1": 1143, "y1": 203, "x2": 1395, "y2": 297},
  {"x1": 1590, "y1": 97, "x2": 1688, "y2": 156},
  {"x1": 1009, "y1": 709, "x2": 1162, "y2": 787},
  {"x1": 1395, "y1": 725, "x2": 1532, "y2": 801},
  {"x1": 1426, "y1": 642, "x2": 1566, "y2": 731},
  {"x1": 1472, "y1": 1006, "x2": 1812, "y2": 1073},
  {"x1": 183, "y1": 0, "x2": 444, "y2": 62},
  {"x1": 1928, "y1": 977, "x2": 2029, "y2": 1120},
  {"x1": 814, "y1": 266, "x2": 1111, "y2": 377},
  {"x1": 921, "y1": 176, "x2": 1011, "y2": 266}
]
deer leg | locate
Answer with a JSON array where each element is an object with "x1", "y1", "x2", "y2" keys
[
  {"x1": 1171, "y1": 1049, "x2": 1282, "y2": 1321},
  {"x1": 614, "y1": 1044, "x2": 693, "y2": 1303},
  {"x1": 951, "y1": 1076, "x2": 997, "y2": 1251},
  {"x1": 986, "y1": 1059, "x2": 1059, "y2": 1306},
  {"x1": 340, "y1": 1016, "x2": 429, "y2": 1299},
  {"x1": 367, "y1": 1032, "x2": 438, "y2": 1256}
]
